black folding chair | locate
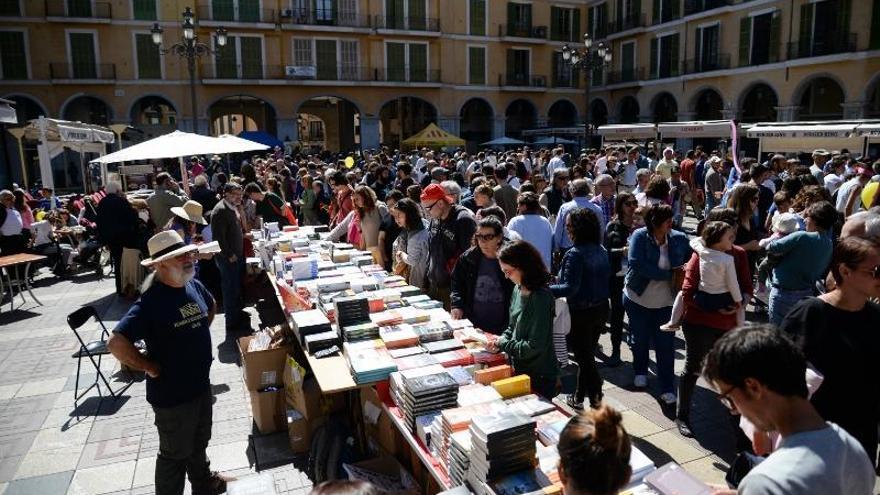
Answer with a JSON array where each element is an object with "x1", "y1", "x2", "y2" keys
[{"x1": 68, "y1": 306, "x2": 133, "y2": 402}]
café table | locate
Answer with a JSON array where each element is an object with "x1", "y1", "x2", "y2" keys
[{"x1": 0, "y1": 253, "x2": 47, "y2": 312}]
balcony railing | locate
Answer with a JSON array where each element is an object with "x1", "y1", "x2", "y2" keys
[
  {"x1": 45, "y1": 0, "x2": 112, "y2": 18},
  {"x1": 196, "y1": 5, "x2": 275, "y2": 23},
  {"x1": 201, "y1": 64, "x2": 440, "y2": 83},
  {"x1": 648, "y1": 64, "x2": 681, "y2": 80},
  {"x1": 373, "y1": 15, "x2": 440, "y2": 31},
  {"x1": 606, "y1": 67, "x2": 644, "y2": 84},
  {"x1": 652, "y1": 5, "x2": 679, "y2": 25},
  {"x1": 50, "y1": 62, "x2": 116, "y2": 79},
  {"x1": 551, "y1": 73, "x2": 580, "y2": 88},
  {"x1": 380, "y1": 67, "x2": 441, "y2": 83},
  {"x1": 280, "y1": 65, "x2": 374, "y2": 81},
  {"x1": 607, "y1": 14, "x2": 645, "y2": 34},
  {"x1": 550, "y1": 30, "x2": 579, "y2": 43},
  {"x1": 502, "y1": 73, "x2": 547, "y2": 87},
  {"x1": 279, "y1": 8, "x2": 370, "y2": 28},
  {"x1": 500, "y1": 24, "x2": 548, "y2": 39},
  {"x1": 787, "y1": 33, "x2": 856, "y2": 59},
  {"x1": 681, "y1": 53, "x2": 731, "y2": 74},
  {"x1": 683, "y1": 0, "x2": 730, "y2": 16}
]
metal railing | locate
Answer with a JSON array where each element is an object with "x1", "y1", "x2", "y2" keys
[
  {"x1": 681, "y1": 53, "x2": 731, "y2": 74},
  {"x1": 196, "y1": 4, "x2": 275, "y2": 23},
  {"x1": 279, "y1": 8, "x2": 370, "y2": 28},
  {"x1": 201, "y1": 64, "x2": 440, "y2": 83},
  {"x1": 373, "y1": 15, "x2": 440, "y2": 31},
  {"x1": 683, "y1": 0, "x2": 729, "y2": 16},
  {"x1": 551, "y1": 73, "x2": 579, "y2": 88},
  {"x1": 648, "y1": 64, "x2": 681, "y2": 80},
  {"x1": 204, "y1": 63, "x2": 265, "y2": 79},
  {"x1": 502, "y1": 73, "x2": 547, "y2": 87},
  {"x1": 606, "y1": 67, "x2": 644, "y2": 84},
  {"x1": 500, "y1": 23, "x2": 547, "y2": 39},
  {"x1": 652, "y1": 4, "x2": 679, "y2": 25},
  {"x1": 550, "y1": 29, "x2": 579, "y2": 42},
  {"x1": 787, "y1": 33, "x2": 856, "y2": 59},
  {"x1": 607, "y1": 14, "x2": 645, "y2": 35},
  {"x1": 50, "y1": 62, "x2": 116, "y2": 79},
  {"x1": 45, "y1": 0, "x2": 112, "y2": 18},
  {"x1": 380, "y1": 67, "x2": 441, "y2": 83}
]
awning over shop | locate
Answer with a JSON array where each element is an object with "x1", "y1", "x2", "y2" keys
[
  {"x1": 597, "y1": 123, "x2": 657, "y2": 140},
  {"x1": 401, "y1": 123, "x2": 465, "y2": 148},
  {"x1": 745, "y1": 122, "x2": 864, "y2": 153},
  {"x1": 658, "y1": 120, "x2": 735, "y2": 138},
  {"x1": 0, "y1": 98, "x2": 16, "y2": 124}
]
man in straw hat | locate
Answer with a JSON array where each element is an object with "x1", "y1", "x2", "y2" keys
[{"x1": 108, "y1": 230, "x2": 230, "y2": 495}]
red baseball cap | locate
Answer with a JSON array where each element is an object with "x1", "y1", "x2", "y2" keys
[
  {"x1": 420, "y1": 183, "x2": 453, "y2": 204},
  {"x1": 855, "y1": 166, "x2": 873, "y2": 178}
]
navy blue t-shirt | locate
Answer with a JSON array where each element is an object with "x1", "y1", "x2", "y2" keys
[{"x1": 114, "y1": 278, "x2": 215, "y2": 407}]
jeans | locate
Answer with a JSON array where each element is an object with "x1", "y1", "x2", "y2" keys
[
  {"x1": 215, "y1": 256, "x2": 244, "y2": 331},
  {"x1": 569, "y1": 302, "x2": 609, "y2": 402},
  {"x1": 678, "y1": 323, "x2": 726, "y2": 420},
  {"x1": 768, "y1": 287, "x2": 813, "y2": 326},
  {"x1": 608, "y1": 276, "x2": 625, "y2": 353},
  {"x1": 154, "y1": 391, "x2": 213, "y2": 495},
  {"x1": 624, "y1": 295, "x2": 675, "y2": 394}
]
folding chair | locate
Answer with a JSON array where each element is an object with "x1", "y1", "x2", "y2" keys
[{"x1": 68, "y1": 305, "x2": 133, "y2": 402}]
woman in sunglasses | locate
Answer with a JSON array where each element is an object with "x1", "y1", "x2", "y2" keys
[
  {"x1": 449, "y1": 217, "x2": 514, "y2": 335},
  {"x1": 779, "y1": 236, "x2": 880, "y2": 470}
]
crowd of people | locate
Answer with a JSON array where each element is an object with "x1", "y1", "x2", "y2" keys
[{"x1": 3, "y1": 142, "x2": 880, "y2": 493}]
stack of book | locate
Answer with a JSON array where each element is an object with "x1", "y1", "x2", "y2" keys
[
  {"x1": 334, "y1": 295, "x2": 371, "y2": 328},
  {"x1": 341, "y1": 322, "x2": 380, "y2": 341},
  {"x1": 379, "y1": 324, "x2": 420, "y2": 348},
  {"x1": 467, "y1": 411, "x2": 537, "y2": 485},
  {"x1": 414, "y1": 322, "x2": 454, "y2": 343},
  {"x1": 344, "y1": 340, "x2": 397, "y2": 384},
  {"x1": 534, "y1": 410, "x2": 569, "y2": 446},
  {"x1": 389, "y1": 364, "x2": 446, "y2": 409},
  {"x1": 504, "y1": 394, "x2": 557, "y2": 417},
  {"x1": 401, "y1": 371, "x2": 460, "y2": 433},
  {"x1": 303, "y1": 330, "x2": 340, "y2": 353},
  {"x1": 423, "y1": 338, "x2": 465, "y2": 354},
  {"x1": 438, "y1": 401, "x2": 507, "y2": 474},
  {"x1": 448, "y1": 430, "x2": 473, "y2": 486},
  {"x1": 433, "y1": 348, "x2": 474, "y2": 367},
  {"x1": 291, "y1": 309, "x2": 332, "y2": 345}
]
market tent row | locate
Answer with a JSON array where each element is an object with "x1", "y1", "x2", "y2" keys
[
  {"x1": 746, "y1": 121, "x2": 880, "y2": 156},
  {"x1": 90, "y1": 130, "x2": 268, "y2": 164},
  {"x1": 400, "y1": 123, "x2": 465, "y2": 149},
  {"x1": 21, "y1": 117, "x2": 116, "y2": 195},
  {"x1": 597, "y1": 120, "x2": 740, "y2": 142}
]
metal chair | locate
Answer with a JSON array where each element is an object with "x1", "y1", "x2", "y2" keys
[{"x1": 68, "y1": 305, "x2": 133, "y2": 401}]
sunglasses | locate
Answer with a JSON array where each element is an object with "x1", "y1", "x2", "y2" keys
[
  {"x1": 424, "y1": 200, "x2": 440, "y2": 212},
  {"x1": 475, "y1": 233, "x2": 498, "y2": 242},
  {"x1": 857, "y1": 265, "x2": 880, "y2": 279}
]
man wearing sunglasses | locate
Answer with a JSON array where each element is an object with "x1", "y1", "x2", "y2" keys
[
  {"x1": 421, "y1": 183, "x2": 476, "y2": 308},
  {"x1": 702, "y1": 326, "x2": 874, "y2": 495}
]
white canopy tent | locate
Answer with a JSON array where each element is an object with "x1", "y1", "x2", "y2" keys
[
  {"x1": 0, "y1": 98, "x2": 16, "y2": 124},
  {"x1": 657, "y1": 120, "x2": 736, "y2": 138},
  {"x1": 597, "y1": 123, "x2": 657, "y2": 141},
  {"x1": 745, "y1": 121, "x2": 864, "y2": 154},
  {"x1": 22, "y1": 117, "x2": 115, "y2": 196}
]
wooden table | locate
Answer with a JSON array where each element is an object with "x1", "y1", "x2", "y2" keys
[{"x1": 0, "y1": 253, "x2": 47, "y2": 312}]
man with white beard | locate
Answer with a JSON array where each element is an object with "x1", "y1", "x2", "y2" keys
[{"x1": 108, "y1": 230, "x2": 230, "y2": 495}]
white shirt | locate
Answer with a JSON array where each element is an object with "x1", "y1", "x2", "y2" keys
[
  {"x1": 546, "y1": 156, "x2": 566, "y2": 177},
  {"x1": 30, "y1": 220, "x2": 52, "y2": 246},
  {"x1": 762, "y1": 177, "x2": 777, "y2": 194},
  {"x1": 823, "y1": 173, "x2": 844, "y2": 196},
  {"x1": 690, "y1": 238, "x2": 742, "y2": 302},
  {"x1": 835, "y1": 177, "x2": 862, "y2": 213},
  {"x1": 507, "y1": 213, "x2": 554, "y2": 270},
  {"x1": 1, "y1": 207, "x2": 22, "y2": 236},
  {"x1": 621, "y1": 161, "x2": 639, "y2": 186}
]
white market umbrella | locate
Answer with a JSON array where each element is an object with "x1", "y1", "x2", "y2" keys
[
  {"x1": 215, "y1": 134, "x2": 271, "y2": 154},
  {"x1": 532, "y1": 136, "x2": 576, "y2": 145},
  {"x1": 481, "y1": 136, "x2": 525, "y2": 146},
  {"x1": 89, "y1": 130, "x2": 266, "y2": 164}
]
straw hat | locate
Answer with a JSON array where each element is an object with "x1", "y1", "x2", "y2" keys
[
  {"x1": 141, "y1": 230, "x2": 198, "y2": 267},
  {"x1": 170, "y1": 200, "x2": 207, "y2": 225}
]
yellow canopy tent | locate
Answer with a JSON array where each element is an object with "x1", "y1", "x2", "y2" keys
[{"x1": 401, "y1": 123, "x2": 465, "y2": 149}]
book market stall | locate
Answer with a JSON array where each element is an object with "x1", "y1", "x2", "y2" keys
[{"x1": 237, "y1": 222, "x2": 702, "y2": 495}]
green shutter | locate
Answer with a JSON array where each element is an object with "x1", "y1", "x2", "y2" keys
[
  {"x1": 649, "y1": 37, "x2": 658, "y2": 77},
  {"x1": 591, "y1": 65, "x2": 601, "y2": 87},
  {"x1": 238, "y1": 0, "x2": 260, "y2": 22},
  {"x1": 768, "y1": 11, "x2": 781, "y2": 62},
  {"x1": 315, "y1": 40, "x2": 337, "y2": 79},
  {"x1": 132, "y1": 0, "x2": 156, "y2": 20},
  {"x1": 798, "y1": 3, "x2": 813, "y2": 57},
  {"x1": 507, "y1": 2, "x2": 515, "y2": 27},
  {"x1": 872, "y1": 0, "x2": 880, "y2": 49},
  {"x1": 670, "y1": 0, "x2": 679, "y2": 20},
  {"x1": 212, "y1": 0, "x2": 234, "y2": 21},
  {"x1": 68, "y1": 0, "x2": 92, "y2": 17},
  {"x1": 135, "y1": 34, "x2": 161, "y2": 78},
  {"x1": 550, "y1": 7, "x2": 561, "y2": 40},
  {"x1": 0, "y1": 31, "x2": 26, "y2": 79},
  {"x1": 69, "y1": 32, "x2": 96, "y2": 78},
  {"x1": 571, "y1": 8, "x2": 580, "y2": 42},
  {"x1": 0, "y1": 0, "x2": 20, "y2": 16},
  {"x1": 524, "y1": 3, "x2": 532, "y2": 29},
  {"x1": 470, "y1": 0, "x2": 485, "y2": 36},
  {"x1": 616, "y1": 0, "x2": 623, "y2": 26},
  {"x1": 652, "y1": 0, "x2": 660, "y2": 24},
  {"x1": 240, "y1": 36, "x2": 262, "y2": 78},
  {"x1": 738, "y1": 16, "x2": 751, "y2": 66},
  {"x1": 387, "y1": 0, "x2": 405, "y2": 29},
  {"x1": 669, "y1": 33, "x2": 679, "y2": 76},
  {"x1": 598, "y1": 3, "x2": 607, "y2": 37},
  {"x1": 409, "y1": 43, "x2": 427, "y2": 82},
  {"x1": 838, "y1": 0, "x2": 851, "y2": 38},
  {"x1": 469, "y1": 46, "x2": 485, "y2": 84},
  {"x1": 506, "y1": 48, "x2": 515, "y2": 83},
  {"x1": 215, "y1": 36, "x2": 237, "y2": 78},
  {"x1": 386, "y1": 42, "x2": 405, "y2": 81},
  {"x1": 408, "y1": 0, "x2": 426, "y2": 30},
  {"x1": 588, "y1": 7, "x2": 594, "y2": 38}
]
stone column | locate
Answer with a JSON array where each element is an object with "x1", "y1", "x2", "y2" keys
[
  {"x1": 535, "y1": 117, "x2": 548, "y2": 128},
  {"x1": 276, "y1": 118, "x2": 297, "y2": 144},
  {"x1": 721, "y1": 109, "x2": 739, "y2": 121},
  {"x1": 774, "y1": 105, "x2": 799, "y2": 122},
  {"x1": 841, "y1": 101, "x2": 865, "y2": 120},
  {"x1": 493, "y1": 116, "x2": 506, "y2": 138},
  {"x1": 360, "y1": 116, "x2": 381, "y2": 150},
  {"x1": 179, "y1": 118, "x2": 210, "y2": 134},
  {"x1": 638, "y1": 114, "x2": 653, "y2": 123},
  {"x1": 438, "y1": 116, "x2": 461, "y2": 137}
]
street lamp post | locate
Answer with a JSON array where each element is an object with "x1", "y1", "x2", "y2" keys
[
  {"x1": 151, "y1": 7, "x2": 227, "y2": 135},
  {"x1": 562, "y1": 33, "x2": 612, "y2": 149}
]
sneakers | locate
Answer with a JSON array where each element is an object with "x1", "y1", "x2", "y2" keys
[
  {"x1": 659, "y1": 321, "x2": 681, "y2": 332},
  {"x1": 676, "y1": 418, "x2": 694, "y2": 438},
  {"x1": 633, "y1": 375, "x2": 648, "y2": 388},
  {"x1": 753, "y1": 288, "x2": 770, "y2": 305},
  {"x1": 565, "y1": 394, "x2": 584, "y2": 411},
  {"x1": 589, "y1": 392, "x2": 604, "y2": 409},
  {"x1": 659, "y1": 392, "x2": 677, "y2": 405}
]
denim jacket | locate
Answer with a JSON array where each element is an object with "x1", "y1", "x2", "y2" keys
[
  {"x1": 550, "y1": 244, "x2": 610, "y2": 309},
  {"x1": 624, "y1": 227, "x2": 692, "y2": 296}
]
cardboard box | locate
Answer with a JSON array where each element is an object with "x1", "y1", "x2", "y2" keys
[
  {"x1": 342, "y1": 456, "x2": 418, "y2": 495},
  {"x1": 249, "y1": 387, "x2": 286, "y2": 434},
  {"x1": 286, "y1": 409, "x2": 310, "y2": 453},
  {"x1": 361, "y1": 386, "x2": 398, "y2": 456},
  {"x1": 238, "y1": 336, "x2": 289, "y2": 391},
  {"x1": 283, "y1": 355, "x2": 345, "y2": 420}
]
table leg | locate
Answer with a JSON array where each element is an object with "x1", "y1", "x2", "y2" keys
[
  {"x1": 23, "y1": 262, "x2": 41, "y2": 306},
  {"x1": 14, "y1": 265, "x2": 25, "y2": 307},
  {"x1": 4, "y1": 270, "x2": 13, "y2": 312},
  {"x1": 0, "y1": 268, "x2": 5, "y2": 312}
]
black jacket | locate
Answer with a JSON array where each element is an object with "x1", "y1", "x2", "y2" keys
[
  {"x1": 211, "y1": 200, "x2": 243, "y2": 259},
  {"x1": 96, "y1": 194, "x2": 138, "y2": 248},
  {"x1": 450, "y1": 245, "x2": 514, "y2": 322}
]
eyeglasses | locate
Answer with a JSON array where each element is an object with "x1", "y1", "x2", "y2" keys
[
  {"x1": 625, "y1": 200, "x2": 638, "y2": 207},
  {"x1": 474, "y1": 233, "x2": 498, "y2": 242},
  {"x1": 424, "y1": 201, "x2": 440, "y2": 212},
  {"x1": 856, "y1": 265, "x2": 880, "y2": 280},
  {"x1": 717, "y1": 385, "x2": 738, "y2": 411}
]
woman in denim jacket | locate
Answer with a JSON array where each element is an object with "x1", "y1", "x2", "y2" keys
[{"x1": 624, "y1": 204, "x2": 692, "y2": 404}]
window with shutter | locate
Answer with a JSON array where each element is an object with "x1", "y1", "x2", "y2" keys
[
  {"x1": 469, "y1": 0, "x2": 486, "y2": 35},
  {"x1": 667, "y1": 33, "x2": 679, "y2": 76},
  {"x1": 387, "y1": 0, "x2": 405, "y2": 29},
  {"x1": 69, "y1": 32, "x2": 96, "y2": 78},
  {"x1": 621, "y1": 41, "x2": 635, "y2": 80},
  {"x1": 409, "y1": 43, "x2": 427, "y2": 82},
  {"x1": 135, "y1": 33, "x2": 161, "y2": 78},
  {"x1": 386, "y1": 42, "x2": 406, "y2": 81},
  {"x1": 215, "y1": 35, "x2": 237, "y2": 78},
  {"x1": 649, "y1": 37, "x2": 657, "y2": 77},
  {"x1": 315, "y1": 39, "x2": 337, "y2": 80},
  {"x1": 798, "y1": 3, "x2": 813, "y2": 58},
  {"x1": 339, "y1": 0, "x2": 357, "y2": 26},
  {"x1": 212, "y1": 0, "x2": 234, "y2": 21},
  {"x1": 293, "y1": 38, "x2": 313, "y2": 66},
  {"x1": 340, "y1": 40, "x2": 358, "y2": 80},
  {"x1": 0, "y1": 31, "x2": 26, "y2": 79},
  {"x1": 239, "y1": 36, "x2": 262, "y2": 78},
  {"x1": 591, "y1": 65, "x2": 601, "y2": 87},
  {"x1": 408, "y1": 0, "x2": 426, "y2": 30},
  {"x1": 571, "y1": 9, "x2": 580, "y2": 42},
  {"x1": 768, "y1": 11, "x2": 781, "y2": 62},
  {"x1": 550, "y1": 7, "x2": 562, "y2": 41},
  {"x1": 696, "y1": 24, "x2": 718, "y2": 71},
  {"x1": 872, "y1": 0, "x2": 880, "y2": 49},
  {"x1": 652, "y1": 0, "x2": 660, "y2": 24},
  {"x1": 738, "y1": 16, "x2": 751, "y2": 66},
  {"x1": 68, "y1": 0, "x2": 92, "y2": 17},
  {"x1": 133, "y1": 0, "x2": 156, "y2": 20},
  {"x1": 315, "y1": 0, "x2": 335, "y2": 23},
  {"x1": 468, "y1": 46, "x2": 485, "y2": 84},
  {"x1": 238, "y1": 0, "x2": 260, "y2": 21},
  {"x1": 0, "y1": 1, "x2": 20, "y2": 16}
]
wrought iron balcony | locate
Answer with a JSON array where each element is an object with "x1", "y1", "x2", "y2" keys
[{"x1": 49, "y1": 62, "x2": 116, "y2": 79}]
